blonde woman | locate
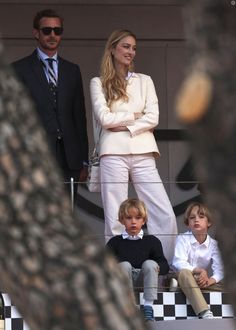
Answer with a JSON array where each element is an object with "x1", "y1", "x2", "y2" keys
[{"x1": 90, "y1": 29, "x2": 177, "y2": 262}]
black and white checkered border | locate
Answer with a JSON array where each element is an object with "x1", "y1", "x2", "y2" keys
[
  {"x1": 2, "y1": 294, "x2": 29, "y2": 330},
  {"x1": 139, "y1": 291, "x2": 235, "y2": 321},
  {"x1": 1, "y1": 291, "x2": 235, "y2": 328}
]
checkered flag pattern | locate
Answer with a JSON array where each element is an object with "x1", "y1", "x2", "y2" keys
[
  {"x1": 139, "y1": 291, "x2": 234, "y2": 321},
  {"x1": 1, "y1": 294, "x2": 29, "y2": 330},
  {"x1": 1, "y1": 291, "x2": 234, "y2": 329}
]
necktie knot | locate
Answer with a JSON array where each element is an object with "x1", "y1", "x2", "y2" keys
[{"x1": 46, "y1": 58, "x2": 54, "y2": 68}]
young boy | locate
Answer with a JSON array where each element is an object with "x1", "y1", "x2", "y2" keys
[
  {"x1": 172, "y1": 202, "x2": 224, "y2": 319},
  {"x1": 106, "y1": 198, "x2": 169, "y2": 322}
]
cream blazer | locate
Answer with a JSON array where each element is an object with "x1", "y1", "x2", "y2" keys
[{"x1": 90, "y1": 73, "x2": 160, "y2": 158}]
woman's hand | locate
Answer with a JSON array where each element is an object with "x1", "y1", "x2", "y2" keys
[
  {"x1": 134, "y1": 112, "x2": 143, "y2": 120},
  {"x1": 108, "y1": 126, "x2": 128, "y2": 132},
  {"x1": 108, "y1": 112, "x2": 143, "y2": 132}
]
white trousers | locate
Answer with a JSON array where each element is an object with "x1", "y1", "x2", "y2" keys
[{"x1": 100, "y1": 154, "x2": 178, "y2": 262}]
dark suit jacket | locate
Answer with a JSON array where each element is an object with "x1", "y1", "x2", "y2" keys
[{"x1": 12, "y1": 50, "x2": 88, "y2": 171}]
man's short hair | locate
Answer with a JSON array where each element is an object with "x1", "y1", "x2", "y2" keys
[{"x1": 33, "y1": 9, "x2": 64, "y2": 29}]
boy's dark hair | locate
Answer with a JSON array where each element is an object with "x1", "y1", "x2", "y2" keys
[
  {"x1": 184, "y1": 202, "x2": 212, "y2": 226},
  {"x1": 33, "y1": 9, "x2": 64, "y2": 29}
]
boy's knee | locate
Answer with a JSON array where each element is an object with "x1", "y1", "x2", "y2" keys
[
  {"x1": 178, "y1": 269, "x2": 192, "y2": 282},
  {"x1": 142, "y1": 260, "x2": 159, "y2": 273},
  {"x1": 119, "y1": 261, "x2": 132, "y2": 273}
]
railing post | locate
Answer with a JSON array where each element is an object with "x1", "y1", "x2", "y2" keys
[{"x1": 70, "y1": 177, "x2": 74, "y2": 212}]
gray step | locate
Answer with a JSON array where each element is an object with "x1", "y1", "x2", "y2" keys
[{"x1": 149, "y1": 318, "x2": 236, "y2": 330}]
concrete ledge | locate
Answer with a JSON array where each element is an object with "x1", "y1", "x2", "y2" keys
[{"x1": 154, "y1": 318, "x2": 236, "y2": 330}]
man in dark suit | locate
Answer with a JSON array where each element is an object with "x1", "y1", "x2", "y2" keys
[{"x1": 13, "y1": 9, "x2": 88, "y2": 192}]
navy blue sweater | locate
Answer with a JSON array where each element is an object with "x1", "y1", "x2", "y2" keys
[{"x1": 107, "y1": 235, "x2": 169, "y2": 275}]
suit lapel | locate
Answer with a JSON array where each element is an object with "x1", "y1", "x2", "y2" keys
[
  {"x1": 30, "y1": 51, "x2": 48, "y2": 86},
  {"x1": 30, "y1": 51, "x2": 55, "y2": 106},
  {"x1": 57, "y1": 57, "x2": 67, "y2": 113}
]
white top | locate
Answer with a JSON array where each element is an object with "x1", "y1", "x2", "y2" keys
[
  {"x1": 90, "y1": 73, "x2": 160, "y2": 157},
  {"x1": 172, "y1": 231, "x2": 224, "y2": 283},
  {"x1": 122, "y1": 229, "x2": 144, "y2": 240}
]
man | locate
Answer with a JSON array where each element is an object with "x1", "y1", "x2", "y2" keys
[{"x1": 13, "y1": 9, "x2": 88, "y2": 191}]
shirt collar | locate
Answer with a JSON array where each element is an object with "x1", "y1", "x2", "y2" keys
[
  {"x1": 37, "y1": 47, "x2": 58, "y2": 62},
  {"x1": 125, "y1": 71, "x2": 138, "y2": 80},
  {"x1": 122, "y1": 229, "x2": 144, "y2": 240},
  {"x1": 190, "y1": 231, "x2": 210, "y2": 247}
]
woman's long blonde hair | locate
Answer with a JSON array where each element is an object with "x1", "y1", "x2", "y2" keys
[{"x1": 100, "y1": 29, "x2": 136, "y2": 106}]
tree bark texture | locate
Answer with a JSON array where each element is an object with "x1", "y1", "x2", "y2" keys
[
  {"x1": 176, "y1": 0, "x2": 236, "y2": 322},
  {"x1": 0, "y1": 42, "x2": 147, "y2": 329}
]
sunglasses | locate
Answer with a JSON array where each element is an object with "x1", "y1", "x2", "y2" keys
[{"x1": 39, "y1": 27, "x2": 64, "y2": 36}]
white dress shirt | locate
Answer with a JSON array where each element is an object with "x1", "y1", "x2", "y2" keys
[{"x1": 172, "y1": 231, "x2": 224, "y2": 283}]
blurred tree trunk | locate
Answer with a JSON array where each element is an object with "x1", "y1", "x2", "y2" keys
[
  {"x1": 176, "y1": 0, "x2": 236, "y2": 321},
  {"x1": 0, "y1": 43, "x2": 146, "y2": 329}
]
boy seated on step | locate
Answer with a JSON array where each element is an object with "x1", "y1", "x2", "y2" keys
[
  {"x1": 171, "y1": 202, "x2": 224, "y2": 319},
  {"x1": 106, "y1": 198, "x2": 169, "y2": 322}
]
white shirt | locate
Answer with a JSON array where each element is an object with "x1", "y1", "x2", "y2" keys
[
  {"x1": 172, "y1": 231, "x2": 224, "y2": 283},
  {"x1": 37, "y1": 47, "x2": 58, "y2": 82},
  {"x1": 122, "y1": 229, "x2": 144, "y2": 240}
]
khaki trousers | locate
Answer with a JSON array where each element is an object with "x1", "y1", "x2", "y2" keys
[{"x1": 178, "y1": 269, "x2": 223, "y2": 315}]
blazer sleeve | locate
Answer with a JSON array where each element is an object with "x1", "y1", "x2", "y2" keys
[
  {"x1": 90, "y1": 77, "x2": 135, "y2": 129},
  {"x1": 127, "y1": 75, "x2": 159, "y2": 137}
]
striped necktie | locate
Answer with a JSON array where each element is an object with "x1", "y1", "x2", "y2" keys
[
  {"x1": 46, "y1": 58, "x2": 57, "y2": 109},
  {"x1": 46, "y1": 58, "x2": 57, "y2": 86}
]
